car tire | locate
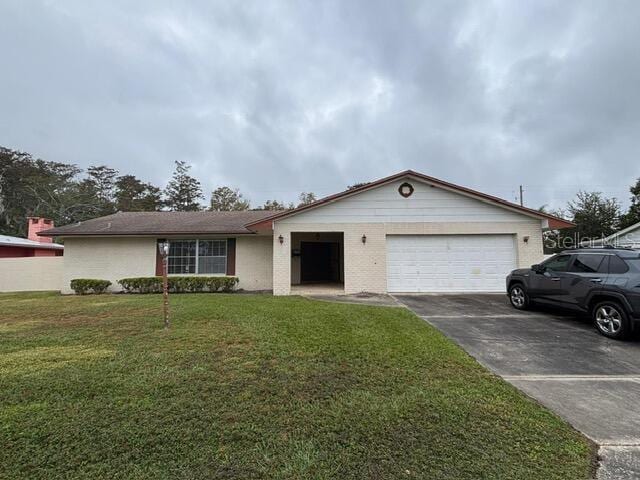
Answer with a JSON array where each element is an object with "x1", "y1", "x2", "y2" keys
[
  {"x1": 592, "y1": 300, "x2": 630, "y2": 339},
  {"x1": 509, "y1": 284, "x2": 529, "y2": 310}
]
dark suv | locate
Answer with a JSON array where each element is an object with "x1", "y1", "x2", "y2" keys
[{"x1": 506, "y1": 248, "x2": 640, "y2": 339}]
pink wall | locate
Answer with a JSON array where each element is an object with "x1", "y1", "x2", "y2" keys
[
  {"x1": 0, "y1": 246, "x2": 61, "y2": 258},
  {"x1": 0, "y1": 247, "x2": 30, "y2": 258}
]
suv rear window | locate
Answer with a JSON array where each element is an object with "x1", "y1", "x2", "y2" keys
[
  {"x1": 569, "y1": 254, "x2": 607, "y2": 273},
  {"x1": 609, "y1": 255, "x2": 630, "y2": 274}
]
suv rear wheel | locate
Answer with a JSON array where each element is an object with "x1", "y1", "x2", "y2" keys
[
  {"x1": 593, "y1": 300, "x2": 630, "y2": 339},
  {"x1": 509, "y1": 284, "x2": 529, "y2": 310}
]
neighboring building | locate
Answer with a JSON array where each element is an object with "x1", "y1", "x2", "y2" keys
[
  {"x1": 39, "y1": 170, "x2": 573, "y2": 295},
  {"x1": 0, "y1": 218, "x2": 64, "y2": 258},
  {"x1": 581, "y1": 221, "x2": 640, "y2": 249}
]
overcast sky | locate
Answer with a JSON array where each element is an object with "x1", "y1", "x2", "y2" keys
[{"x1": 1, "y1": 0, "x2": 638, "y2": 210}]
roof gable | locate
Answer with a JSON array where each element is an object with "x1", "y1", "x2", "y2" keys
[
  {"x1": 247, "y1": 170, "x2": 574, "y2": 229},
  {"x1": 274, "y1": 178, "x2": 531, "y2": 224}
]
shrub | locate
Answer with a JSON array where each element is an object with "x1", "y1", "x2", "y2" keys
[
  {"x1": 70, "y1": 279, "x2": 112, "y2": 295},
  {"x1": 118, "y1": 277, "x2": 162, "y2": 294},
  {"x1": 118, "y1": 276, "x2": 239, "y2": 294}
]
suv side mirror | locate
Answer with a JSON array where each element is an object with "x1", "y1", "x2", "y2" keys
[{"x1": 531, "y1": 264, "x2": 545, "y2": 274}]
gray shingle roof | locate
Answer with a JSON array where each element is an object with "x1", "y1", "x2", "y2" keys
[{"x1": 38, "y1": 211, "x2": 276, "y2": 237}]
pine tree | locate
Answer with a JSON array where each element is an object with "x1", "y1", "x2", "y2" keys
[
  {"x1": 164, "y1": 161, "x2": 203, "y2": 211},
  {"x1": 78, "y1": 165, "x2": 118, "y2": 217}
]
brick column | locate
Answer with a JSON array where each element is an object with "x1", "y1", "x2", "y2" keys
[
  {"x1": 343, "y1": 224, "x2": 387, "y2": 294},
  {"x1": 272, "y1": 228, "x2": 291, "y2": 295}
]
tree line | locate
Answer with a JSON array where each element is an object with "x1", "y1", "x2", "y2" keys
[
  {"x1": 1, "y1": 145, "x2": 638, "y2": 241},
  {"x1": 0, "y1": 146, "x2": 317, "y2": 237},
  {"x1": 542, "y1": 184, "x2": 640, "y2": 251}
]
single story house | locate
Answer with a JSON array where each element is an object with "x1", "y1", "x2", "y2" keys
[
  {"x1": 1, "y1": 218, "x2": 64, "y2": 258},
  {"x1": 580, "y1": 220, "x2": 640, "y2": 249},
  {"x1": 39, "y1": 170, "x2": 573, "y2": 295}
]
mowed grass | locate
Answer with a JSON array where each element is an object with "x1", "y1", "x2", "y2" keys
[{"x1": 0, "y1": 292, "x2": 594, "y2": 479}]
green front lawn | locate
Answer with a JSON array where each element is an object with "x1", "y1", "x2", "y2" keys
[{"x1": 0, "y1": 292, "x2": 594, "y2": 479}]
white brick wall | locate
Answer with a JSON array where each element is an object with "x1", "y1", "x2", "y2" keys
[
  {"x1": 236, "y1": 235, "x2": 273, "y2": 291},
  {"x1": 273, "y1": 221, "x2": 544, "y2": 295},
  {"x1": 59, "y1": 223, "x2": 545, "y2": 296},
  {"x1": 63, "y1": 235, "x2": 276, "y2": 294},
  {"x1": 272, "y1": 231, "x2": 291, "y2": 296},
  {"x1": 62, "y1": 237, "x2": 156, "y2": 293}
]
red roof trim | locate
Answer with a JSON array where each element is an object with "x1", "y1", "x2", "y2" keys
[{"x1": 244, "y1": 170, "x2": 575, "y2": 229}]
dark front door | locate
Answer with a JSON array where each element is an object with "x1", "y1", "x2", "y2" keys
[{"x1": 301, "y1": 242, "x2": 340, "y2": 282}]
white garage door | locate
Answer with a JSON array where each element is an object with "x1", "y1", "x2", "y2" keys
[{"x1": 386, "y1": 235, "x2": 517, "y2": 293}]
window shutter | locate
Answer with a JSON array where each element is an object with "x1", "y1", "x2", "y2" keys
[{"x1": 226, "y1": 238, "x2": 236, "y2": 275}]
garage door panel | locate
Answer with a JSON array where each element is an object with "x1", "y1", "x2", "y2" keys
[{"x1": 386, "y1": 234, "x2": 517, "y2": 293}]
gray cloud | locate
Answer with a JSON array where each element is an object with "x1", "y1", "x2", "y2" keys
[{"x1": 1, "y1": 0, "x2": 638, "y2": 210}]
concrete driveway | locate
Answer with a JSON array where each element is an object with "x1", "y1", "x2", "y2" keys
[{"x1": 394, "y1": 294, "x2": 640, "y2": 480}]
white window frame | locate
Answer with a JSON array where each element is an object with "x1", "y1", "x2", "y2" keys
[
  {"x1": 168, "y1": 239, "x2": 228, "y2": 275},
  {"x1": 196, "y1": 239, "x2": 227, "y2": 275},
  {"x1": 167, "y1": 240, "x2": 197, "y2": 275}
]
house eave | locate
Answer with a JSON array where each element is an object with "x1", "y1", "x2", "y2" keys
[{"x1": 38, "y1": 231, "x2": 264, "y2": 238}]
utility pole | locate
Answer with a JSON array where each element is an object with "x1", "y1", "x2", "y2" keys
[{"x1": 519, "y1": 185, "x2": 524, "y2": 206}]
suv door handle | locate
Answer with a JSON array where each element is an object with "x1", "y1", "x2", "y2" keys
[
  {"x1": 590, "y1": 278, "x2": 603, "y2": 283},
  {"x1": 551, "y1": 277, "x2": 561, "y2": 281}
]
